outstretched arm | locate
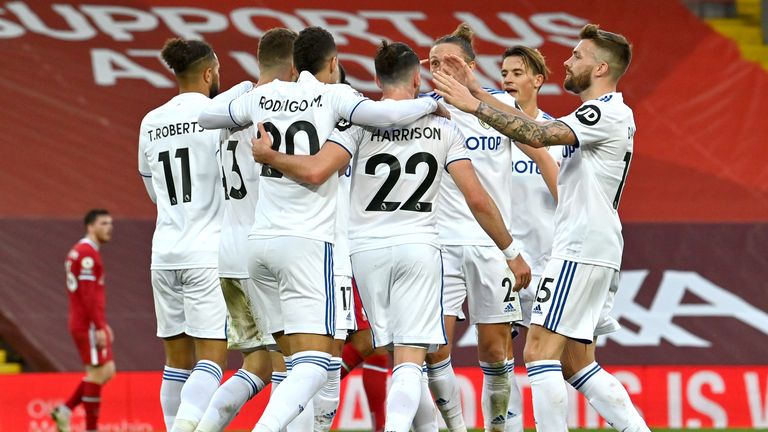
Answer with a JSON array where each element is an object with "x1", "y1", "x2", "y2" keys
[
  {"x1": 432, "y1": 71, "x2": 576, "y2": 148},
  {"x1": 251, "y1": 122, "x2": 351, "y2": 185},
  {"x1": 198, "y1": 80, "x2": 255, "y2": 129},
  {"x1": 447, "y1": 159, "x2": 532, "y2": 290}
]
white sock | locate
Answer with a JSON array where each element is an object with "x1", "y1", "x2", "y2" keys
[
  {"x1": 568, "y1": 362, "x2": 650, "y2": 432},
  {"x1": 172, "y1": 360, "x2": 222, "y2": 432},
  {"x1": 412, "y1": 366, "x2": 439, "y2": 432},
  {"x1": 271, "y1": 371, "x2": 287, "y2": 395},
  {"x1": 196, "y1": 369, "x2": 265, "y2": 432},
  {"x1": 480, "y1": 360, "x2": 510, "y2": 432},
  {"x1": 313, "y1": 357, "x2": 341, "y2": 432},
  {"x1": 254, "y1": 351, "x2": 330, "y2": 432},
  {"x1": 504, "y1": 359, "x2": 523, "y2": 432},
  {"x1": 161, "y1": 366, "x2": 190, "y2": 431},
  {"x1": 526, "y1": 360, "x2": 567, "y2": 432},
  {"x1": 385, "y1": 362, "x2": 423, "y2": 432},
  {"x1": 426, "y1": 356, "x2": 466, "y2": 432}
]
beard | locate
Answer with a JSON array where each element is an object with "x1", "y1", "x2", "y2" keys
[
  {"x1": 563, "y1": 70, "x2": 591, "y2": 94},
  {"x1": 208, "y1": 82, "x2": 220, "y2": 98}
]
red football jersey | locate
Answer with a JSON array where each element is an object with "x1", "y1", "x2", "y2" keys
[{"x1": 65, "y1": 238, "x2": 106, "y2": 332}]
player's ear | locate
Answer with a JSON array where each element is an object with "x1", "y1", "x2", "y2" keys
[
  {"x1": 329, "y1": 56, "x2": 338, "y2": 77},
  {"x1": 595, "y1": 61, "x2": 609, "y2": 78},
  {"x1": 203, "y1": 66, "x2": 213, "y2": 85},
  {"x1": 533, "y1": 74, "x2": 544, "y2": 90},
  {"x1": 374, "y1": 75, "x2": 383, "y2": 91}
]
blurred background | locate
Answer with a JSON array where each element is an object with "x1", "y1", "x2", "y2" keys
[{"x1": 0, "y1": 0, "x2": 766, "y2": 430}]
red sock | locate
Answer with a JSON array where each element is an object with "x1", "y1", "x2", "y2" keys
[
  {"x1": 82, "y1": 381, "x2": 102, "y2": 431},
  {"x1": 362, "y1": 354, "x2": 389, "y2": 432},
  {"x1": 65, "y1": 380, "x2": 85, "y2": 410},
  {"x1": 340, "y1": 343, "x2": 364, "y2": 380}
]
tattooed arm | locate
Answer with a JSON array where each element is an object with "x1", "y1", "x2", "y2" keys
[
  {"x1": 433, "y1": 70, "x2": 577, "y2": 148},
  {"x1": 474, "y1": 102, "x2": 576, "y2": 148}
]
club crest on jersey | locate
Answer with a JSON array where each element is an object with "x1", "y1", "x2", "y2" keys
[
  {"x1": 478, "y1": 118, "x2": 492, "y2": 129},
  {"x1": 81, "y1": 257, "x2": 94, "y2": 269},
  {"x1": 575, "y1": 104, "x2": 601, "y2": 126}
]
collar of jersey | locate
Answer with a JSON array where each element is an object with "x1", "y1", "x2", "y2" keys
[
  {"x1": 80, "y1": 237, "x2": 100, "y2": 251},
  {"x1": 297, "y1": 71, "x2": 319, "y2": 83}
]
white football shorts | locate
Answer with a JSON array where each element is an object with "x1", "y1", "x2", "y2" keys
[
  {"x1": 334, "y1": 275, "x2": 356, "y2": 340},
  {"x1": 151, "y1": 268, "x2": 227, "y2": 339},
  {"x1": 220, "y1": 278, "x2": 271, "y2": 350},
  {"x1": 530, "y1": 258, "x2": 621, "y2": 343},
  {"x1": 442, "y1": 244, "x2": 522, "y2": 325},
  {"x1": 351, "y1": 244, "x2": 446, "y2": 352},
  {"x1": 248, "y1": 236, "x2": 335, "y2": 336}
]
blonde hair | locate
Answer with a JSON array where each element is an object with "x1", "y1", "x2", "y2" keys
[
  {"x1": 434, "y1": 23, "x2": 476, "y2": 62},
  {"x1": 502, "y1": 46, "x2": 551, "y2": 81}
]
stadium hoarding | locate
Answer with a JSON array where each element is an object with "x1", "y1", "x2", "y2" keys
[
  {"x1": 2, "y1": 366, "x2": 767, "y2": 430},
  {"x1": 0, "y1": 0, "x2": 766, "y2": 221}
]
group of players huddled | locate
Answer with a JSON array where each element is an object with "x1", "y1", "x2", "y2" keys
[{"x1": 124, "y1": 20, "x2": 643, "y2": 432}]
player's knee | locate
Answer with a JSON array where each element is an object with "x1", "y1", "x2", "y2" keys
[{"x1": 477, "y1": 342, "x2": 506, "y2": 363}]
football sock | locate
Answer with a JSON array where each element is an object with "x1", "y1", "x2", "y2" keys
[
  {"x1": 65, "y1": 380, "x2": 85, "y2": 410},
  {"x1": 384, "y1": 362, "x2": 423, "y2": 432},
  {"x1": 253, "y1": 351, "x2": 330, "y2": 432},
  {"x1": 411, "y1": 366, "x2": 439, "y2": 432},
  {"x1": 160, "y1": 366, "x2": 191, "y2": 430},
  {"x1": 568, "y1": 362, "x2": 650, "y2": 432},
  {"x1": 195, "y1": 368, "x2": 265, "y2": 432},
  {"x1": 270, "y1": 371, "x2": 287, "y2": 394},
  {"x1": 340, "y1": 343, "x2": 364, "y2": 379},
  {"x1": 171, "y1": 360, "x2": 222, "y2": 432},
  {"x1": 313, "y1": 357, "x2": 342, "y2": 432},
  {"x1": 82, "y1": 381, "x2": 101, "y2": 432},
  {"x1": 426, "y1": 356, "x2": 466, "y2": 432},
  {"x1": 362, "y1": 353, "x2": 389, "y2": 432},
  {"x1": 504, "y1": 359, "x2": 523, "y2": 432},
  {"x1": 526, "y1": 360, "x2": 568, "y2": 432},
  {"x1": 480, "y1": 360, "x2": 510, "y2": 432}
]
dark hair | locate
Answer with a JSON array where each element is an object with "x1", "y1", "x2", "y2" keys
[
  {"x1": 375, "y1": 41, "x2": 420, "y2": 86},
  {"x1": 161, "y1": 38, "x2": 215, "y2": 76},
  {"x1": 84, "y1": 209, "x2": 110, "y2": 227},
  {"x1": 502, "y1": 46, "x2": 551, "y2": 81},
  {"x1": 293, "y1": 26, "x2": 337, "y2": 74},
  {"x1": 434, "y1": 23, "x2": 476, "y2": 61},
  {"x1": 579, "y1": 24, "x2": 632, "y2": 79},
  {"x1": 338, "y1": 62, "x2": 350, "y2": 85},
  {"x1": 258, "y1": 27, "x2": 298, "y2": 70}
]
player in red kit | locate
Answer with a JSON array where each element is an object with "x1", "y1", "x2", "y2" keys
[{"x1": 51, "y1": 209, "x2": 116, "y2": 432}]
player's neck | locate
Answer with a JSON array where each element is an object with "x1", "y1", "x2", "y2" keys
[
  {"x1": 381, "y1": 86, "x2": 415, "y2": 101},
  {"x1": 580, "y1": 82, "x2": 616, "y2": 102},
  {"x1": 517, "y1": 98, "x2": 539, "y2": 119},
  {"x1": 177, "y1": 81, "x2": 210, "y2": 97},
  {"x1": 85, "y1": 234, "x2": 102, "y2": 248}
]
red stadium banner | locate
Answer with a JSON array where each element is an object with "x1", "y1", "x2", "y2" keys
[
  {"x1": 2, "y1": 366, "x2": 767, "y2": 430},
  {"x1": 0, "y1": 0, "x2": 766, "y2": 221}
]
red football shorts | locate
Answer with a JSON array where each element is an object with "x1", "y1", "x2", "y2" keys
[
  {"x1": 352, "y1": 277, "x2": 370, "y2": 332},
  {"x1": 71, "y1": 328, "x2": 113, "y2": 366}
]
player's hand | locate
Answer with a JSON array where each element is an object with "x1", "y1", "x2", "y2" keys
[
  {"x1": 506, "y1": 255, "x2": 532, "y2": 291},
  {"x1": 432, "y1": 71, "x2": 481, "y2": 114},
  {"x1": 441, "y1": 54, "x2": 482, "y2": 95},
  {"x1": 251, "y1": 122, "x2": 275, "y2": 164},
  {"x1": 106, "y1": 324, "x2": 114, "y2": 343},
  {"x1": 432, "y1": 102, "x2": 451, "y2": 120},
  {"x1": 95, "y1": 329, "x2": 108, "y2": 348}
]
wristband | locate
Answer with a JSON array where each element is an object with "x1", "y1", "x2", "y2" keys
[{"x1": 502, "y1": 242, "x2": 521, "y2": 260}]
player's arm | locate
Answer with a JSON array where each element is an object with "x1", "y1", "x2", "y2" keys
[
  {"x1": 251, "y1": 122, "x2": 352, "y2": 185},
  {"x1": 447, "y1": 159, "x2": 532, "y2": 290},
  {"x1": 198, "y1": 80, "x2": 255, "y2": 129},
  {"x1": 336, "y1": 87, "x2": 447, "y2": 128},
  {"x1": 138, "y1": 128, "x2": 157, "y2": 203},
  {"x1": 515, "y1": 143, "x2": 559, "y2": 201},
  {"x1": 432, "y1": 71, "x2": 576, "y2": 148}
]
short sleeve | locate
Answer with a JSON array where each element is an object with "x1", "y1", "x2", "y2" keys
[
  {"x1": 328, "y1": 84, "x2": 367, "y2": 121},
  {"x1": 445, "y1": 120, "x2": 470, "y2": 167},
  {"x1": 138, "y1": 121, "x2": 151, "y2": 178},
  {"x1": 558, "y1": 102, "x2": 612, "y2": 148},
  {"x1": 328, "y1": 124, "x2": 364, "y2": 157},
  {"x1": 76, "y1": 249, "x2": 98, "y2": 282},
  {"x1": 227, "y1": 92, "x2": 255, "y2": 128}
]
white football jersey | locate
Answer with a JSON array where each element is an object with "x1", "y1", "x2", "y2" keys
[
  {"x1": 224, "y1": 72, "x2": 437, "y2": 243},
  {"x1": 428, "y1": 90, "x2": 516, "y2": 246},
  {"x1": 509, "y1": 109, "x2": 562, "y2": 275},
  {"x1": 553, "y1": 92, "x2": 635, "y2": 270},
  {"x1": 138, "y1": 93, "x2": 224, "y2": 269},
  {"x1": 218, "y1": 126, "x2": 260, "y2": 278},
  {"x1": 331, "y1": 115, "x2": 468, "y2": 254},
  {"x1": 334, "y1": 158, "x2": 353, "y2": 277}
]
